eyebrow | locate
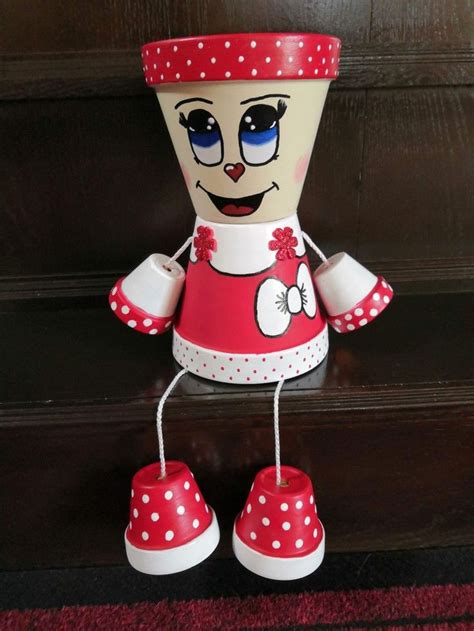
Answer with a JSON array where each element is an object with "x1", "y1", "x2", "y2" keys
[
  {"x1": 240, "y1": 93, "x2": 291, "y2": 105},
  {"x1": 174, "y1": 97, "x2": 214, "y2": 110}
]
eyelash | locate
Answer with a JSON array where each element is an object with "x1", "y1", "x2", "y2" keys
[{"x1": 179, "y1": 100, "x2": 287, "y2": 128}]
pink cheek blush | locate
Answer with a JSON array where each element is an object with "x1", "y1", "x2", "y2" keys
[
  {"x1": 294, "y1": 153, "x2": 311, "y2": 183},
  {"x1": 180, "y1": 163, "x2": 191, "y2": 188}
]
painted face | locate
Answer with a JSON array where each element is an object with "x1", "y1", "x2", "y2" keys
[{"x1": 156, "y1": 80, "x2": 330, "y2": 223}]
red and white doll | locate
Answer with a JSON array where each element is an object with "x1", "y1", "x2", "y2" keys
[{"x1": 110, "y1": 33, "x2": 393, "y2": 580}]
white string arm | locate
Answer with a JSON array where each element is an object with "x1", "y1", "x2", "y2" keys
[
  {"x1": 273, "y1": 379, "x2": 285, "y2": 486},
  {"x1": 156, "y1": 368, "x2": 187, "y2": 479},
  {"x1": 166, "y1": 236, "x2": 193, "y2": 265},
  {"x1": 301, "y1": 232, "x2": 328, "y2": 263}
]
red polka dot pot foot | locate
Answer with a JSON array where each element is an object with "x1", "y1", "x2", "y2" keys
[
  {"x1": 233, "y1": 465, "x2": 325, "y2": 580},
  {"x1": 109, "y1": 278, "x2": 174, "y2": 335},
  {"x1": 327, "y1": 276, "x2": 394, "y2": 334},
  {"x1": 125, "y1": 461, "x2": 220, "y2": 575}
]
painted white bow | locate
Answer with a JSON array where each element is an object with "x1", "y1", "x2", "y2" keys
[{"x1": 256, "y1": 263, "x2": 317, "y2": 337}]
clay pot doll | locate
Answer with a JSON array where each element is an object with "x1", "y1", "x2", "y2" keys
[{"x1": 110, "y1": 33, "x2": 393, "y2": 580}]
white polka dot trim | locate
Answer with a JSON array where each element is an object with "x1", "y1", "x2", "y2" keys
[
  {"x1": 259, "y1": 495, "x2": 266, "y2": 504},
  {"x1": 141, "y1": 531, "x2": 149, "y2": 541},
  {"x1": 296, "y1": 500, "x2": 303, "y2": 509},
  {"x1": 282, "y1": 521, "x2": 291, "y2": 531},
  {"x1": 295, "y1": 538, "x2": 304, "y2": 548},
  {"x1": 192, "y1": 519, "x2": 200, "y2": 529},
  {"x1": 142, "y1": 494, "x2": 150, "y2": 504},
  {"x1": 141, "y1": 34, "x2": 341, "y2": 85},
  {"x1": 272, "y1": 540, "x2": 281, "y2": 549},
  {"x1": 280, "y1": 502, "x2": 289, "y2": 512},
  {"x1": 151, "y1": 512, "x2": 159, "y2": 522},
  {"x1": 184, "y1": 481, "x2": 190, "y2": 490},
  {"x1": 262, "y1": 517, "x2": 270, "y2": 526},
  {"x1": 177, "y1": 505, "x2": 185, "y2": 515},
  {"x1": 164, "y1": 490, "x2": 173, "y2": 500},
  {"x1": 173, "y1": 326, "x2": 328, "y2": 385},
  {"x1": 165, "y1": 530, "x2": 175, "y2": 541}
]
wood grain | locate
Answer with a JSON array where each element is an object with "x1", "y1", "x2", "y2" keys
[
  {"x1": 1, "y1": 293, "x2": 473, "y2": 569},
  {"x1": 358, "y1": 87, "x2": 474, "y2": 261}
]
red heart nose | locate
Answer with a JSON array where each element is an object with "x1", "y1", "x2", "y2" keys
[{"x1": 224, "y1": 162, "x2": 246, "y2": 182}]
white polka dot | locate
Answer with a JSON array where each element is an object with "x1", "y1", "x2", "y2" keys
[
  {"x1": 299, "y1": 41, "x2": 304, "y2": 48},
  {"x1": 313, "y1": 528, "x2": 318, "y2": 538},
  {"x1": 141, "y1": 531, "x2": 149, "y2": 541},
  {"x1": 165, "y1": 530, "x2": 174, "y2": 541},
  {"x1": 210, "y1": 57, "x2": 216, "y2": 64},
  {"x1": 262, "y1": 517, "x2": 270, "y2": 526},
  {"x1": 143, "y1": 318, "x2": 152, "y2": 327},
  {"x1": 370, "y1": 308, "x2": 378, "y2": 317},
  {"x1": 354, "y1": 308, "x2": 364, "y2": 316},
  {"x1": 296, "y1": 500, "x2": 303, "y2": 509},
  {"x1": 156, "y1": 48, "x2": 160, "y2": 54},
  {"x1": 200, "y1": 72, "x2": 206, "y2": 78},
  {"x1": 317, "y1": 44, "x2": 321, "y2": 52},
  {"x1": 304, "y1": 516, "x2": 311, "y2": 525},
  {"x1": 195, "y1": 492, "x2": 200, "y2": 502},
  {"x1": 127, "y1": 320, "x2": 137, "y2": 328},
  {"x1": 225, "y1": 71, "x2": 231, "y2": 78},
  {"x1": 111, "y1": 301, "x2": 117, "y2": 311},
  {"x1": 186, "y1": 59, "x2": 192, "y2": 66},
  {"x1": 325, "y1": 68, "x2": 329, "y2": 75},
  {"x1": 133, "y1": 508, "x2": 139, "y2": 518},
  {"x1": 288, "y1": 56, "x2": 294, "y2": 63},
  {"x1": 166, "y1": 61, "x2": 171, "y2": 68},
  {"x1": 251, "y1": 69, "x2": 257, "y2": 76},
  {"x1": 272, "y1": 540, "x2": 281, "y2": 549},
  {"x1": 282, "y1": 521, "x2": 291, "y2": 531},
  {"x1": 121, "y1": 305, "x2": 130, "y2": 315},
  {"x1": 149, "y1": 329, "x2": 158, "y2": 335},
  {"x1": 192, "y1": 519, "x2": 200, "y2": 529},
  {"x1": 177, "y1": 505, "x2": 185, "y2": 515},
  {"x1": 276, "y1": 40, "x2": 281, "y2": 47},
  {"x1": 173, "y1": 45, "x2": 178, "y2": 52},
  {"x1": 308, "y1": 56, "x2": 313, "y2": 62},
  {"x1": 383, "y1": 295, "x2": 390, "y2": 304},
  {"x1": 314, "y1": 68, "x2": 319, "y2": 75},
  {"x1": 238, "y1": 55, "x2": 244, "y2": 62},
  {"x1": 164, "y1": 490, "x2": 173, "y2": 500},
  {"x1": 344, "y1": 313, "x2": 352, "y2": 321},
  {"x1": 160, "y1": 75, "x2": 164, "y2": 81},
  {"x1": 295, "y1": 538, "x2": 303, "y2": 549},
  {"x1": 151, "y1": 512, "x2": 159, "y2": 522},
  {"x1": 250, "y1": 531, "x2": 257, "y2": 540},
  {"x1": 129, "y1": 522, "x2": 132, "y2": 529},
  {"x1": 347, "y1": 323, "x2": 355, "y2": 331},
  {"x1": 251, "y1": 40, "x2": 257, "y2": 48},
  {"x1": 225, "y1": 41, "x2": 230, "y2": 48},
  {"x1": 258, "y1": 495, "x2": 266, "y2": 504},
  {"x1": 331, "y1": 57, "x2": 335, "y2": 63},
  {"x1": 198, "y1": 42, "x2": 204, "y2": 49},
  {"x1": 298, "y1": 69, "x2": 303, "y2": 75},
  {"x1": 131, "y1": 489, "x2": 134, "y2": 498},
  {"x1": 112, "y1": 286, "x2": 118, "y2": 296},
  {"x1": 329, "y1": 44, "x2": 333, "y2": 51},
  {"x1": 382, "y1": 281, "x2": 388, "y2": 288},
  {"x1": 280, "y1": 502, "x2": 289, "y2": 512},
  {"x1": 373, "y1": 292, "x2": 380, "y2": 301},
  {"x1": 322, "y1": 57, "x2": 326, "y2": 64},
  {"x1": 310, "y1": 495, "x2": 314, "y2": 504},
  {"x1": 265, "y1": 56, "x2": 271, "y2": 63},
  {"x1": 205, "y1": 504, "x2": 209, "y2": 513},
  {"x1": 334, "y1": 319, "x2": 342, "y2": 326},
  {"x1": 184, "y1": 481, "x2": 190, "y2": 490},
  {"x1": 359, "y1": 318, "x2": 368, "y2": 326},
  {"x1": 246, "y1": 503, "x2": 252, "y2": 513},
  {"x1": 277, "y1": 69, "x2": 282, "y2": 76},
  {"x1": 142, "y1": 494, "x2": 150, "y2": 504},
  {"x1": 176, "y1": 73, "x2": 180, "y2": 79}
]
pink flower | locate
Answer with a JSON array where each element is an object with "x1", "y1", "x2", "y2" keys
[
  {"x1": 194, "y1": 226, "x2": 217, "y2": 261},
  {"x1": 269, "y1": 227, "x2": 298, "y2": 261}
]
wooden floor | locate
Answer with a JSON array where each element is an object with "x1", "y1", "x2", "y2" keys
[{"x1": 1, "y1": 291, "x2": 473, "y2": 570}]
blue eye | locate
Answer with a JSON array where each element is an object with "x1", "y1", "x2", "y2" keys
[
  {"x1": 239, "y1": 102, "x2": 286, "y2": 165},
  {"x1": 180, "y1": 109, "x2": 223, "y2": 166}
]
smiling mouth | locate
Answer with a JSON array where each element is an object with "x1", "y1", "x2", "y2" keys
[{"x1": 196, "y1": 182, "x2": 279, "y2": 217}]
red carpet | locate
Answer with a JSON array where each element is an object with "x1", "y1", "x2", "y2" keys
[{"x1": 1, "y1": 583, "x2": 473, "y2": 630}]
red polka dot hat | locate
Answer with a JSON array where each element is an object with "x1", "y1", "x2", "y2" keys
[
  {"x1": 141, "y1": 33, "x2": 341, "y2": 86},
  {"x1": 233, "y1": 465, "x2": 325, "y2": 580},
  {"x1": 125, "y1": 461, "x2": 220, "y2": 574}
]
